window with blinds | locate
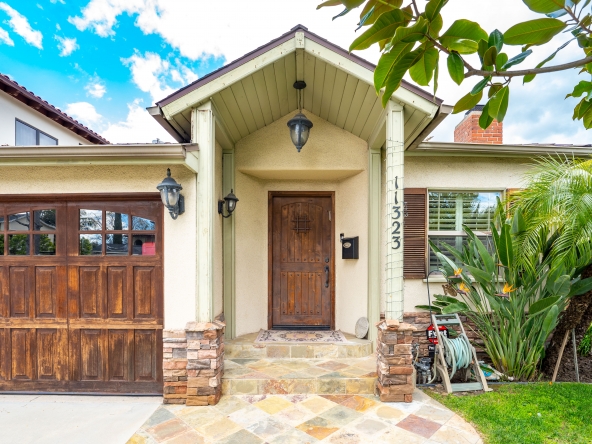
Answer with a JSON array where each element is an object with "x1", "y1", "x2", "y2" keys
[
  {"x1": 15, "y1": 119, "x2": 58, "y2": 146},
  {"x1": 428, "y1": 191, "x2": 501, "y2": 271}
]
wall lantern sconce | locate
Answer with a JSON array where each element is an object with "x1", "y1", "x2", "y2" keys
[
  {"x1": 287, "y1": 81, "x2": 313, "y2": 153},
  {"x1": 218, "y1": 189, "x2": 239, "y2": 218},
  {"x1": 157, "y1": 168, "x2": 185, "y2": 220}
]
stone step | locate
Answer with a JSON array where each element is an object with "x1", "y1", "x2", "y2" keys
[
  {"x1": 224, "y1": 332, "x2": 373, "y2": 360},
  {"x1": 222, "y1": 356, "x2": 377, "y2": 396}
]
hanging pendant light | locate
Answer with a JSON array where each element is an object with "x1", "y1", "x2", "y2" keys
[{"x1": 287, "y1": 81, "x2": 313, "y2": 153}]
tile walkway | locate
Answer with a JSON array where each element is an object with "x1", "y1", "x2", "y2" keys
[{"x1": 128, "y1": 390, "x2": 482, "y2": 444}]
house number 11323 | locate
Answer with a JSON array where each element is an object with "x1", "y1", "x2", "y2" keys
[{"x1": 392, "y1": 176, "x2": 401, "y2": 250}]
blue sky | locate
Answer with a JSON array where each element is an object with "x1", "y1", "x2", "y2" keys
[{"x1": 0, "y1": 0, "x2": 589, "y2": 144}]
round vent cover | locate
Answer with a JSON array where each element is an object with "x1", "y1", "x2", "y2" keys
[{"x1": 355, "y1": 317, "x2": 369, "y2": 339}]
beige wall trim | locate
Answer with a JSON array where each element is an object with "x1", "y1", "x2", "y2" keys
[
  {"x1": 193, "y1": 102, "x2": 216, "y2": 322},
  {"x1": 367, "y1": 146, "x2": 381, "y2": 343},
  {"x1": 222, "y1": 148, "x2": 236, "y2": 339},
  {"x1": 414, "y1": 141, "x2": 592, "y2": 157}
]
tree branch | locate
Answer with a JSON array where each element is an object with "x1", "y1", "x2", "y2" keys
[
  {"x1": 410, "y1": 0, "x2": 420, "y2": 16},
  {"x1": 465, "y1": 55, "x2": 592, "y2": 78},
  {"x1": 426, "y1": 35, "x2": 477, "y2": 72}
]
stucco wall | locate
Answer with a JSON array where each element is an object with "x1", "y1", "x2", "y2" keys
[
  {"x1": 399, "y1": 155, "x2": 532, "y2": 312},
  {"x1": 233, "y1": 112, "x2": 368, "y2": 336},
  {"x1": 0, "y1": 93, "x2": 92, "y2": 146},
  {"x1": 0, "y1": 164, "x2": 197, "y2": 330}
]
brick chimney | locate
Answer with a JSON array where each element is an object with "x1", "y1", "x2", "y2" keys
[{"x1": 454, "y1": 105, "x2": 503, "y2": 144}]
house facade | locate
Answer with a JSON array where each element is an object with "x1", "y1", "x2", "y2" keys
[{"x1": 0, "y1": 25, "x2": 590, "y2": 397}]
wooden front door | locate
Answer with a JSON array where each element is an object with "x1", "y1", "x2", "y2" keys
[
  {"x1": 269, "y1": 192, "x2": 334, "y2": 329},
  {"x1": 0, "y1": 195, "x2": 163, "y2": 393}
]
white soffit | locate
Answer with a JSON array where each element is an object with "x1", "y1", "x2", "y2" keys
[{"x1": 159, "y1": 29, "x2": 441, "y2": 150}]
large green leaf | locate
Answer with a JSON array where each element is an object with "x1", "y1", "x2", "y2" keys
[
  {"x1": 471, "y1": 77, "x2": 490, "y2": 95},
  {"x1": 479, "y1": 101, "x2": 494, "y2": 129},
  {"x1": 528, "y1": 296, "x2": 560, "y2": 315},
  {"x1": 552, "y1": 275, "x2": 571, "y2": 297},
  {"x1": 488, "y1": 86, "x2": 510, "y2": 122},
  {"x1": 452, "y1": 90, "x2": 482, "y2": 114},
  {"x1": 317, "y1": 0, "x2": 344, "y2": 9},
  {"x1": 511, "y1": 207, "x2": 527, "y2": 234},
  {"x1": 483, "y1": 46, "x2": 498, "y2": 66},
  {"x1": 524, "y1": 39, "x2": 573, "y2": 83},
  {"x1": 542, "y1": 305, "x2": 559, "y2": 336},
  {"x1": 497, "y1": 223, "x2": 514, "y2": 268},
  {"x1": 425, "y1": 0, "x2": 447, "y2": 21},
  {"x1": 393, "y1": 17, "x2": 429, "y2": 44},
  {"x1": 350, "y1": 9, "x2": 408, "y2": 51},
  {"x1": 488, "y1": 29, "x2": 504, "y2": 52},
  {"x1": 566, "y1": 80, "x2": 592, "y2": 98},
  {"x1": 382, "y1": 48, "x2": 425, "y2": 105},
  {"x1": 495, "y1": 53, "x2": 509, "y2": 71},
  {"x1": 447, "y1": 52, "x2": 465, "y2": 85},
  {"x1": 522, "y1": 0, "x2": 565, "y2": 14},
  {"x1": 446, "y1": 39, "x2": 479, "y2": 54},
  {"x1": 465, "y1": 265, "x2": 494, "y2": 286},
  {"x1": 374, "y1": 42, "x2": 415, "y2": 91},
  {"x1": 409, "y1": 47, "x2": 439, "y2": 86},
  {"x1": 441, "y1": 302, "x2": 470, "y2": 314},
  {"x1": 415, "y1": 304, "x2": 442, "y2": 313},
  {"x1": 501, "y1": 50, "x2": 533, "y2": 70},
  {"x1": 441, "y1": 19, "x2": 488, "y2": 42},
  {"x1": 504, "y1": 18, "x2": 566, "y2": 46},
  {"x1": 568, "y1": 276, "x2": 592, "y2": 297}
]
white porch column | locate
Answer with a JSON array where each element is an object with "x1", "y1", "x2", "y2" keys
[
  {"x1": 192, "y1": 101, "x2": 215, "y2": 322},
  {"x1": 385, "y1": 101, "x2": 405, "y2": 320}
]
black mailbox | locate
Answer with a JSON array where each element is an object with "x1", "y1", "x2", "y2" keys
[{"x1": 340, "y1": 233, "x2": 359, "y2": 259}]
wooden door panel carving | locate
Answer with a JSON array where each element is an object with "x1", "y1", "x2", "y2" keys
[
  {"x1": 0, "y1": 198, "x2": 163, "y2": 393},
  {"x1": 270, "y1": 193, "x2": 334, "y2": 329}
]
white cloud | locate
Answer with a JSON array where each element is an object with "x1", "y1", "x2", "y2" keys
[
  {"x1": 55, "y1": 35, "x2": 79, "y2": 56},
  {"x1": 85, "y1": 76, "x2": 106, "y2": 98},
  {"x1": 102, "y1": 99, "x2": 175, "y2": 143},
  {"x1": 0, "y1": 26, "x2": 13, "y2": 46},
  {"x1": 64, "y1": 101, "x2": 103, "y2": 126},
  {"x1": 122, "y1": 51, "x2": 175, "y2": 103},
  {"x1": 0, "y1": 2, "x2": 43, "y2": 49},
  {"x1": 51, "y1": 0, "x2": 66, "y2": 3}
]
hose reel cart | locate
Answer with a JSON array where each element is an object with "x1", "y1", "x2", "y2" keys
[{"x1": 432, "y1": 313, "x2": 492, "y2": 393}]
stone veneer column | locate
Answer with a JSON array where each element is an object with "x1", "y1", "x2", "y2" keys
[
  {"x1": 162, "y1": 321, "x2": 225, "y2": 405},
  {"x1": 185, "y1": 321, "x2": 225, "y2": 406},
  {"x1": 375, "y1": 319, "x2": 416, "y2": 402}
]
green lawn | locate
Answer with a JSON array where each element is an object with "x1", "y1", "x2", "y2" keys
[{"x1": 426, "y1": 383, "x2": 592, "y2": 444}]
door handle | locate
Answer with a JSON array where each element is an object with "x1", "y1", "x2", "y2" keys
[{"x1": 324, "y1": 265, "x2": 329, "y2": 288}]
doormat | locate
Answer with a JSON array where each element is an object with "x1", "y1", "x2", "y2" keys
[{"x1": 255, "y1": 330, "x2": 348, "y2": 343}]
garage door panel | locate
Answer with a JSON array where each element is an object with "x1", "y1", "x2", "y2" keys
[
  {"x1": 11, "y1": 328, "x2": 35, "y2": 380},
  {"x1": 9, "y1": 267, "x2": 31, "y2": 318},
  {"x1": 135, "y1": 329, "x2": 157, "y2": 382},
  {"x1": 36, "y1": 328, "x2": 68, "y2": 381},
  {"x1": 0, "y1": 329, "x2": 8, "y2": 381},
  {"x1": 107, "y1": 267, "x2": 127, "y2": 319},
  {"x1": 79, "y1": 329, "x2": 105, "y2": 381},
  {"x1": 134, "y1": 266, "x2": 156, "y2": 319},
  {"x1": 0, "y1": 267, "x2": 8, "y2": 318},
  {"x1": 78, "y1": 267, "x2": 104, "y2": 319}
]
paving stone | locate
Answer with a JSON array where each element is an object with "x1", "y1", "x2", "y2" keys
[
  {"x1": 141, "y1": 407, "x2": 175, "y2": 428},
  {"x1": 339, "y1": 395, "x2": 378, "y2": 413},
  {"x1": 216, "y1": 429, "x2": 264, "y2": 444},
  {"x1": 146, "y1": 418, "x2": 192, "y2": 442},
  {"x1": 319, "y1": 405, "x2": 363, "y2": 427},
  {"x1": 296, "y1": 416, "x2": 340, "y2": 440},
  {"x1": 254, "y1": 396, "x2": 293, "y2": 414},
  {"x1": 246, "y1": 417, "x2": 292, "y2": 440},
  {"x1": 396, "y1": 414, "x2": 442, "y2": 439}
]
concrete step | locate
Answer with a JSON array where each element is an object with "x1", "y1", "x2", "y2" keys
[
  {"x1": 224, "y1": 332, "x2": 373, "y2": 360},
  {"x1": 222, "y1": 355, "x2": 377, "y2": 396}
]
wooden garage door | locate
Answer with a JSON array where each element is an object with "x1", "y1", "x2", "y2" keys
[{"x1": 0, "y1": 196, "x2": 163, "y2": 393}]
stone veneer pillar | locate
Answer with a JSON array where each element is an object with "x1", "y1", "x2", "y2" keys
[
  {"x1": 375, "y1": 319, "x2": 416, "y2": 402},
  {"x1": 163, "y1": 320, "x2": 225, "y2": 406}
]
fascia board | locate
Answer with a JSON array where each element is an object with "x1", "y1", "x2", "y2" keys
[{"x1": 411, "y1": 141, "x2": 592, "y2": 157}]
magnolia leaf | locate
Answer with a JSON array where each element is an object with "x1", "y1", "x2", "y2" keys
[
  {"x1": 488, "y1": 83, "x2": 503, "y2": 98},
  {"x1": 429, "y1": 13, "x2": 444, "y2": 36},
  {"x1": 441, "y1": 19, "x2": 488, "y2": 42},
  {"x1": 522, "y1": 0, "x2": 565, "y2": 14},
  {"x1": 356, "y1": 5, "x2": 375, "y2": 30},
  {"x1": 333, "y1": 8, "x2": 351, "y2": 20},
  {"x1": 524, "y1": 39, "x2": 572, "y2": 83},
  {"x1": 471, "y1": 76, "x2": 490, "y2": 94},
  {"x1": 393, "y1": 17, "x2": 429, "y2": 44},
  {"x1": 409, "y1": 47, "x2": 439, "y2": 86},
  {"x1": 382, "y1": 48, "x2": 425, "y2": 106},
  {"x1": 434, "y1": 56, "x2": 439, "y2": 95},
  {"x1": 483, "y1": 46, "x2": 498, "y2": 66},
  {"x1": 317, "y1": 0, "x2": 344, "y2": 9},
  {"x1": 446, "y1": 39, "x2": 479, "y2": 54},
  {"x1": 488, "y1": 29, "x2": 504, "y2": 52},
  {"x1": 479, "y1": 102, "x2": 494, "y2": 128},
  {"x1": 452, "y1": 90, "x2": 483, "y2": 114},
  {"x1": 350, "y1": 9, "x2": 409, "y2": 50},
  {"x1": 584, "y1": 106, "x2": 592, "y2": 128},
  {"x1": 574, "y1": 98, "x2": 592, "y2": 120},
  {"x1": 488, "y1": 86, "x2": 510, "y2": 122},
  {"x1": 342, "y1": 0, "x2": 366, "y2": 7},
  {"x1": 447, "y1": 52, "x2": 465, "y2": 85},
  {"x1": 495, "y1": 53, "x2": 509, "y2": 70},
  {"x1": 374, "y1": 42, "x2": 415, "y2": 91},
  {"x1": 425, "y1": 0, "x2": 447, "y2": 21},
  {"x1": 529, "y1": 296, "x2": 561, "y2": 315},
  {"x1": 566, "y1": 80, "x2": 592, "y2": 98},
  {"x1": 504, "y1": 18, "x2": 567, "y2": 46},
  {"x1": 501, "y1": 49, "x2": 533, "y2": 69}
]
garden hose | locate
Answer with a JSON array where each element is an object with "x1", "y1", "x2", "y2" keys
[{"x1": 441, "y1": 333, "x2": 473, "y2": 379}]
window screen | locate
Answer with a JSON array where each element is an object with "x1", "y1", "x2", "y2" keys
[{"x1": 428, "y1": 191, "x2": 500, "y2": 271}]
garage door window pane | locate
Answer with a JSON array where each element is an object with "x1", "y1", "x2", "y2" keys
[
  {"x1": 0, "y1": 216, "x2": 4, "y2": 231},
  {"x1": 80, "y1": 210, "x2": 102, "y2": 230},
  {"x1": 132, "y1": 235, "x2": 155, "y2": 255},
  {"x1": 0, "y1": 234, "x2": 4, "y2": 255},
  {"x1": 132, "y1": 216, "x2": 155, "y2": 231},
  {"x1": 80, "y1": 234, "x2": 102, "y2": 255},
  {"x1": 34, "y1": 234, "x2": 56, "y2": 255},
  {"x1": 9, "y1": 234, "x2": 29, "y2": 255},
  {"x1": 106, "y1": 234, "x2": 128, "y2": 255},
  {"x1": 9, "y1": 212, "x2": 29, "y2": 230},
  {"x1": 106, "y1": 212, "x2": 129, "y2": 230},
  {"x1": 34, "y1": 210, "x2": 56, "y2": 231}
]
